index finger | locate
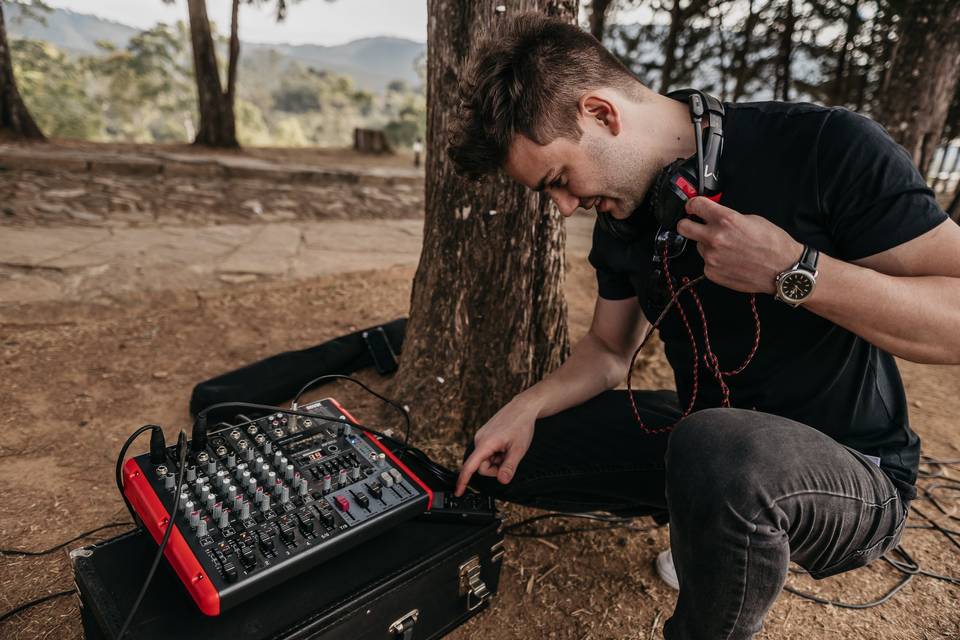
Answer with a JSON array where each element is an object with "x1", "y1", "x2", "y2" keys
[{"x1": 456, "y1": 444, "x2": 492, "y2": 496}]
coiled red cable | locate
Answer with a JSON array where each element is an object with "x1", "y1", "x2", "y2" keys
[{"x1": 627, "y1": 240, "x2": 762, "y2": 434}]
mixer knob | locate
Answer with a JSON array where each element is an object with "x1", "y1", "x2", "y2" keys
[
  {"x1": 240, "y1": 502, "x2": 251, "y2": 520},
  {"x1": 205, "y1": 493, "x2": 216, "y2": 509},
  {"x1": 197, "y1": 518, "x2": 208, "y2": 538},
  {"x1": 298, "y1": 478, "x2": 309, "y2": 496},
  {"x1": 180, "y1": 493, "x2": 191, "y2": 510},
  {"x1": 344, "y1": 424, "x2": 352, "y2": 437},
  {"x1": 186, "y1": 466, "x2": 197, "y2": 482},
  {"x1": 322, "y1": 475, "x2": 332, "y2": 493},
  {"x1": 219, "y1": 509, "x2": 230, "y2": 529},
  {"x1": 350, "y1": 466, "x2": 361, "y2": 481},
  {"x1": 285, "y1": 464, "x2": 295, "y2": 481},
  {"x1": 261, "y1": 495, "x2": 271, "y2": 512},
  {"x1": 273, "y1": 480, "x2": 283, "y2": 497},
  {"x1": 254, "y1": 487, "x2": 264, "y2": 505},
  {"x1": 380, "y1": 471, "x2": 393, "y2": 488},
  {"x1": 164, "y1": 474, "x2": 175, "y2": 490},
  {"x1": 261, "y1": 463, "x2": 271, "y2": 479},
  {"x1": 264, "y1": 442, "x2": 273, "y2": 455},
  {"x1": 216, "y1": 470, "x2": 227, "y2": 487},
  {"x1": 338, "y1": 469, "x2": 348, "y2": 486},
  {"x1": 280, "y1": 486, "x2": 290, "y2": 504},
  {"x1": 274, "y1": 451, "x2": 283, "y2": 466},
  {"x1": 212, "y1": 502, "x2": 223, "y2": 520},
  {"x1": 226, "y1": 453, "x2": 236, "y2": 468},
  {"x1": 233, "y1": 494, "x2": 244, "y2": 512},
  {"x1": 248, "y1": 479, "x2": 258, "y2": 496},
  {"x1": 378, "y1": 453, "x2": 386, "y2": 467},
  {"x1": 206, "y1": 461, "x2": 217, "y2": 476},
  {"x1": 244, "y1": 448, "x2": 255, "y2": 462},
  {"x1": 267, "y1": 470, "x2": 277, "y2": 486},
  {"x1": 226, "y1": 484, "x2": 237, "y2": 501},
  {"x1": 189, "y1": 510, "x2": 200, "y2": 530}
]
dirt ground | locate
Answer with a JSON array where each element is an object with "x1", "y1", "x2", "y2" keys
[{"x1": 0, "y1": 146, "x2": 958, "y2": 640}]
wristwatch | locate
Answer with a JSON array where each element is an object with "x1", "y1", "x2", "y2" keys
[{"x1": 774, "y1": 245, "x2": 819, "y2": 307}]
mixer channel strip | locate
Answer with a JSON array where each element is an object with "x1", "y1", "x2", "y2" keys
[{"x1": 122, "y1": 398, "x2": 433, "y2": 615}]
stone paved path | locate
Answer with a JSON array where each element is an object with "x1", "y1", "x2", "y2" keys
[{"x1": 0, "y1": 217, "x2": 595, "y2": 304}]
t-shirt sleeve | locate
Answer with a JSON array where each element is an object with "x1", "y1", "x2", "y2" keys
[
  {"x1": 587, "y1": 220, "x2": 635, "y2": 300},
  {"x1": 817, "y1": 108, "x2": 948, "y2": 261}
]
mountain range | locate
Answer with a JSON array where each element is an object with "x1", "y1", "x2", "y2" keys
[{"x1": 4, "y1": 5, "x2": 425, "y2": 92}]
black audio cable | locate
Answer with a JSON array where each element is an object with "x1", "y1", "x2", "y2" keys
[
  {"x1": 116, "y1": 430, "x2": 188, "y2": 640},
  {"x1": 0, "y1": 522, "x2": 132, "y2": 556},
  {"x1": 290, "y1": 373, "x2": 413, "y2": 449}
]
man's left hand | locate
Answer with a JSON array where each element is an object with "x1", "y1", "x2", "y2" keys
[{"x1": 676, "y1": 196, "x2": 804, "y2": 294}]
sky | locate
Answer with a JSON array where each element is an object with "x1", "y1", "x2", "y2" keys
[{"x1": 45, "y1": 0, "x2": 429, "y2": 46}]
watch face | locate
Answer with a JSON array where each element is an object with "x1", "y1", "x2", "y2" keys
[{"x1": 780, "y1": 271, "x2": 814, "y2": 300}]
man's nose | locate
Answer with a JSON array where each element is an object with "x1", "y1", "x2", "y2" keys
[{"x1": 548, "y1": 189, "x2": 579, "y2": 217}]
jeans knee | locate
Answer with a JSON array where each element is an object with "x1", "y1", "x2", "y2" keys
[{"x1": 665, "y1": 408, "x2": 767, "y2": 506}]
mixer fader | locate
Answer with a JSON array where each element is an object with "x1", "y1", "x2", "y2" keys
[{"x1": 121, "y1": 398, "x2": 432, "y2": 615}]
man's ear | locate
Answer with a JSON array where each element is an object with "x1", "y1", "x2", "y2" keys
[{"x1": 579, "y1": 92, "x2": 622, "y2": 136}]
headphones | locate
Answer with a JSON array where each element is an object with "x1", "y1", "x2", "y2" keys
[{"x1": 596, "y1": 88, "x2": 725, "y2": 242}]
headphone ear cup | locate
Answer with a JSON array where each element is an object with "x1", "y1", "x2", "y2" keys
[{"x1": 652, "y1": 159, "x2": 689, "y2": 230}]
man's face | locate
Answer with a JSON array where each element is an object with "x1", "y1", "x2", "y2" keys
[{"x1": 503, "y1": 114, "x2": 657, "y2": 220}]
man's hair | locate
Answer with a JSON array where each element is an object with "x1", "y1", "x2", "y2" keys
[{"x1": 448, "y1": 13, "x2": 644, "y2": 180}]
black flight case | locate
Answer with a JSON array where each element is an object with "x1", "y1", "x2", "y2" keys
[{"x1": 74, "y1": 512, "x2": 504, "y2": 639}]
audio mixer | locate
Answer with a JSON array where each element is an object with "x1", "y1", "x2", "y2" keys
[{"x1": 121, "y1": 398, "x2": 433, "y2": 616}]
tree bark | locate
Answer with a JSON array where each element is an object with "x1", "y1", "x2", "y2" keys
[
  {"x1": 0, "y1": 4, "x2": 43, "y2": 140},
  {"x1": 588, "y1": 0, "x2": 612, "y2": 43},
  {"x1": 227, "y1": 0, "x2": 240, "y2": 106},
  {"x1": 873, "y1": 0, "x2": 960, "y2": 176},
  {"x1": 186, "y1": 0, "x2": 238, "y2": 148},
  {"x1": 396, "y1": 0, "x2": 576, "y2": 440}
]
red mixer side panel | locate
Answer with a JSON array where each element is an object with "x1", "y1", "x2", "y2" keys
[
  {"x1": 328, "y1": 398, "x2": 434, "y2": 510},
  {"x1": 122, "y1": 458, "x2": 221, "y2": 616}
]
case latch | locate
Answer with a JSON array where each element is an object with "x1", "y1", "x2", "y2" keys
[
  {"x1": 387, "y1": 609, "x2": 419, "y2": 639},
  {"x1": 458, "y1": 555, "x2": 490, "y2": 611}
]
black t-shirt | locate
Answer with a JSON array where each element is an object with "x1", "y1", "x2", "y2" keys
[{"x1": 588, "y1": 101, "x2": 948, "y2": 501}]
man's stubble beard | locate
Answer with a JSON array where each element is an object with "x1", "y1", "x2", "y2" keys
[{"x1": 590, "y1": 135, "x2": 661, "y2": 220}]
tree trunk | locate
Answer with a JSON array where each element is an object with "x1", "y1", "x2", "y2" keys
[
  {"x1": 731, "y1": 0, "x2": 759, "y2": 102},
  {"x1": 832, "y1": 0, "x2": 861, "y2": 105},
  {"x1": 660, "y1": 0, "x2": 683, "y2": 92},
  {"x1": 588, "y1": 0, "x2": 612, "y2": 42},
  {"x1": 0, "y1": 4, "x2": 43, "y2": 140},
  {"x1": 873, "y1": 0, "x2": 960, "y2": 176},
  {"x1": 948, "y1": 187, "x2": 960, "y2": 222},
  {"x1": 396, "y1": 0, "x2": 575, "y2": 440},
  {"x1": 186, "y1": 0, "x2": 238, "y2": 148},
  {"x1": 774, "y1": 0, "x2": 795, "y2": 101},
  {"x1": 227, "y1": 0, "x2": 240, "y2": 106}
]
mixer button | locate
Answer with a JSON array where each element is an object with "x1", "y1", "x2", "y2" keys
[
  {"x1": 337, "y1": 469, "x2": 348, "y2": 486},
  {"x1": 279, "y1": 524, "x2": 296, "y2": 544},
  {"x1": 334, "y1": 495, "x2": 351, "y2": 512},
  {"x1": 222, "y1": 561, "x2": 238, "y2": 582},
  {"x1": 297, "y1": 514, "x2": 315, "y2": 535},
  {"x1": 256, "y1": 531, "x2": 274, "y2": 553},
  {"x1": 238, "y1": 546, "x2": 256, "y2": 569},
  {"x1": 350, "y1": 466, "x2": 361, "y2": 481},
  {"x1": 367, "y1": 482, "x2": 383, "y2": 499},
  {"x1": 353, "y1": 492, "x2": 370, "y2": 509},
  {"x1": 380, "y1": 471, "x2": 393, "y2": 488},
  {"x1": 186, "y1": 466, "x2": 197, "y2": 482}
]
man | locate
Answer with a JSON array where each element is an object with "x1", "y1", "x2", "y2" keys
[{"x1": 447, "y1": 13, "x2": 960, "y2": 640}]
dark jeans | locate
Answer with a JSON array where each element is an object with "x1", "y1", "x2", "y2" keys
[{"x1": 465, "y1": 389, "x2": 908, "y2": 640}]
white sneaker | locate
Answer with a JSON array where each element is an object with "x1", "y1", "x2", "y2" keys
[{"x1": 656, "y1": 548, "x2": 679, "y2": 590}]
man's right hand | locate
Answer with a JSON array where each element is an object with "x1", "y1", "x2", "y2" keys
[{"x1": 454, "y1": 395, "x2": 540, "y2": 496}]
